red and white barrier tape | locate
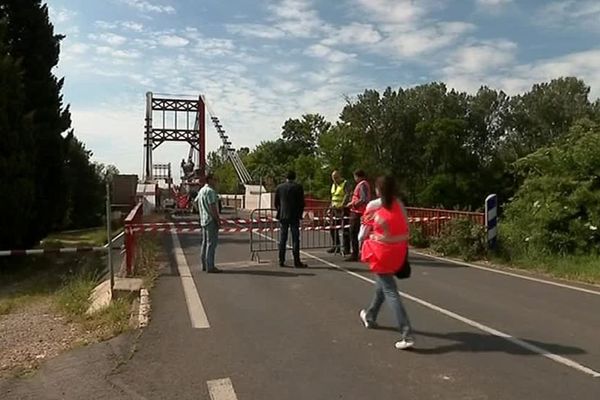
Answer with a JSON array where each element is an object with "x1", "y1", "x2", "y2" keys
[
  {"x1": 0, "y1": 247, "x2": 109, "y2": 257},
  {"x1": 128, "y1": 215, "x2": 451, "y2": 230},
  {"x1": 128, "y1": 218, "x2": 274, "y2": 228},
  {"x1": 125, "y1": 216, "x2": 455, "y2": 235},
  {"x1": 127, "y1": 224, "x2": 355, "y2": 234}
]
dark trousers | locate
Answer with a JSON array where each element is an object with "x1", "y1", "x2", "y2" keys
[
  {"x1": 279, "y1": 219, "x2": 300, "y2": 264},
  {"x1": 329, "y1": 209, "x2": 350, "y2": 253},
  {"x1": 349, "y1": 212, "x2": 362, "y2": 257}
]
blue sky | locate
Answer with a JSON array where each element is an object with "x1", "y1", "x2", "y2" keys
[{"x1": 47, "y1": 0, "x2": 600, "y2": 177}]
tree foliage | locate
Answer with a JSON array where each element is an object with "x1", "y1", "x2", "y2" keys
[
  {"x1": 502, "y1": 120, "x2": 600, "y2": 256},
  {"x1": 211, "y1": 77, "x2": 599, "y2": 221},
  {"x1": 0, "y1": 1, "x2": 110, "y2": 248}
]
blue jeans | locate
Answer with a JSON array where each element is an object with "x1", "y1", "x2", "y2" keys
[
  {"x1": 279, "y1": 219, "x2": 300, "y2": 265},
  {"x1": 366, "y1": 274, "x2": 412, "y2": 339},
  {"x1": 201, "y1": 221, "x2": 219, "y2": 271}
]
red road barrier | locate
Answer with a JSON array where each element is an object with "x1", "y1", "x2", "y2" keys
[
  {"x1": 304, "y1": 196, "x2": 330, "y2": 210},
  {"x1": 406, "y1": 207, "x2": 484, "y2": 238},
  {"x1": 124, "y1": 202, "x2": 144, "y2": 276}
]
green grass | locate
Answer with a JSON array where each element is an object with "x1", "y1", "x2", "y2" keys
[
  {"x1": 42, "y1": 226, "x2": 123, "y2": 248},
  {"x1": 0, "y1": 256, "x2": 78, "y2": 314},
  {"x1": 491, "y1": 253, "x2": 600, "y2": 284},
  {"x1": 87, "y1": 297, "x2": 134, "y2": 340},
  {"x1": 134, "y1": 235, "x2": 162, "y2": 288},
  {"x1": 55, "y1": 271, "x2": 98, "y2": 318}
]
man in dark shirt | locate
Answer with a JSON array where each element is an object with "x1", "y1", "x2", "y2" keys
[{"x1": 274, "y1": 171, "x2": 307, "y2": 268}]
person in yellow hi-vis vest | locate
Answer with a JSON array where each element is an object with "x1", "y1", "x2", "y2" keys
[{"x1": 328, "y1": 170, "x2": 351, "y2": 254}]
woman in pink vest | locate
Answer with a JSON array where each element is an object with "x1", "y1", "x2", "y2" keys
[{"x1": 358, "y1": 175, "x2": 414, "y2": 349}]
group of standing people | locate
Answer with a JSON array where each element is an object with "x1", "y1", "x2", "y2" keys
[
  {"x1": 274, "y1": 169, "x2": 414, "y2": 349},
  {"x1": 196, "y1": 169, "x2": 414, "y2": 349},
  {"x1": 327, "y1": 169, "x2": 370, "y2": 262}
]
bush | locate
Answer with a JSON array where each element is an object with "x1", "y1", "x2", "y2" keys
[
  {"x1": 410, "y1": 225, "x2": 429, "y2": 248},
  {"x1": 502, "y1": 120, "x2": 600, "y2": 256},
  {"x1": 431, "y1": 219, "x2": 487, "y2": 261}
]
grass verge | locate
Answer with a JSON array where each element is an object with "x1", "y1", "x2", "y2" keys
[
  {"x1": 415, "y1": 243, "x2": 600, "y2": 285},
  {"x1": 133, "y1": 234, "x2": 162, "y2": 288},
  {"x1": 490, "y1": 253, "x2": 600, "y2": 285},
  {"x1": 42, "y1": 226, "x2": 123, "y2": 248}
]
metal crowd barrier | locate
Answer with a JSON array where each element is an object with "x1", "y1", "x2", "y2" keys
[{"x1": 249, "y1": 208, "x2": 350, "y2": 261}]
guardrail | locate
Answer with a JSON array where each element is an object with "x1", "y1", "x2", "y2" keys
[
  {"x1": 406, "y1": 207, "x2": 484, "y2": 237},
  {"x1": 124, "y1": 201, "x2": 144, "y2": 276}
]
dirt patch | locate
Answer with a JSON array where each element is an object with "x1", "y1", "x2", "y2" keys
[{"x1": 0, "y1": 301, "x2": 96, "y2": 377}]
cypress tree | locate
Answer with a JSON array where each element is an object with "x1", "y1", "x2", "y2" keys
[
  {"x1": 0, "y1": 19, "x2": 35, "y2": 248},
  {"x1": 0, "y1": 0, "x2": 71, "y2": 245}
]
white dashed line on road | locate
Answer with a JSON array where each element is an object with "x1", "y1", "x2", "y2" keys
[
  {"x1": 413, "y1": 251, "x2": 600, "y2": 296},
  {"x1": 207, "y1": 378, "x2": 239, "y2": 400},
  {"x1": 302, "y1": 250, "x2": 600, "y2": 379}
]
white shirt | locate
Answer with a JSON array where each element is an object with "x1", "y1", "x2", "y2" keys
[{"x1": 358, "y1": 198, "x2": 408, "y2": 242}]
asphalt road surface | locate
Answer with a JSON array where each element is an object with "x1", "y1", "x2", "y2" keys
[{"x1": 105, "y1": 229, "x2": 600, "y2": 400}]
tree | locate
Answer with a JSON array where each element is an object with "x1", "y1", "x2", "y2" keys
[
  {"x1": 0, "y1": 19, "x2": 35, "y2": 248},
  {"x1": 505, "y1": 77, "x2": 595, "y2": 159},
  {"x1": 281, "y1": 114, "x2": 331, "y2": 156},
  {"x1": 502, "y1": 119, "x2": 600, "y2": 255},
  {"x1": 62, "y1": 136, "x2": 104, "y2": 229},
  {"x1": 207, "y1": 150, "x2": 241, "y2": 193},
  {"x1": 1, "y1": 1, "x2": 72, "y2": 244}
]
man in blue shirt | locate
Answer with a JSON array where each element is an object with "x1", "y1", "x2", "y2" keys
[{"x1": 196, "y1": 174, "x2": 221, "y2": 273}]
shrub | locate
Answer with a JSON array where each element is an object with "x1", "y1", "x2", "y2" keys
[
  {"x1": 431, "y1": 219, "x2": 487, "y2": 261},
  {"x1": 409, "y1": 225, "x2": 429, "y2": 248},
  {"x1": 502, "y1": 120, "x2": 600, "y2": 256}
]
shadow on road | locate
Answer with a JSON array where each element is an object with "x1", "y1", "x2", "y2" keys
[
  {"x1": 409, "y1": 257, "x2": 467, "y2": 269},
  {"x1": 219, "y1": 235, "x2": 251, "y2": 244},
  {"x1": 221, "y1": 269, "x2": 316, "y2": 278},
  {"x1": 394, "y1": 329, "x2": 588, "y2": 356}
]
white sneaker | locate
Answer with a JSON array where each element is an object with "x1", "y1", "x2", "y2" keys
[
  {"x1": 359, "y1": 309, "x2": 374, "y2": 329},
  {"x1": 395, "y1": 338, "x2": 415, "y2": 350}
]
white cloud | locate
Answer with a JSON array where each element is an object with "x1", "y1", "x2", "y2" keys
[
  {"x1": 96, "y1": 46, "x2": 141, "y2": 59},
  {"x1": 444, "y1": 39, "x2": 517, "y2": 75},
  {"x1": 71, "y1": 106, "x2": 144, "y2": 176},
  {"x1": 353, "y1": 0, "x2": 474, "y2": 59},
  {"x1": 96, "y1": 20, "x2": 145, "y2": 32},
  {"x1": 193, "y1": 38, "x2": 236, "y2": 56},
  {"x1": 444, "y1": 48, "x2": 600, "y2": 99},
  {"x1": 380, "y1": 21, "x2": 475, "y2": 59},
  {"x1": 48, "y1": 6, "x2": 76, "y2": 24},
  {"x1": 305, "y1": 44, "x2": 356, "y2": 63},
  {"x1": 476, "y1": 0, "x2": 513, "y2": 6},
  {"x1": 322, "y1": 23, "x2": 382, "y2": 46},
  {"x1": 91, "y1": 33, "x2": 128, "y2": 46},
  {"x1": 226, "y1": 24, "x2": 286, "y2": 39},
  {"x1": 122, "y1": 21, "x2": 145, "y2": 32},
  {"x1": 273, "y1": 63, "x2": 301, "y2": 74},
  {"x1": 267, "y1": 0, "x2": 326, "y2": 38},
  {"x1": 117, "y1": 0, "x2": 176, "y2": 14},
  {"x1": 538, "y1": 1, "x2": 600, "y2": 32},
  {"x1": 158, "y1": 35, "x2": 190, "y2": 48},
  {"x1": 356, "y1": 0, "x2": 430, "y2": 26}
]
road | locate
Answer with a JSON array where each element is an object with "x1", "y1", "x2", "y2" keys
[
  {"x1": 2, "y1": 227, "x2": 599, "y2": 399},
  {"x1": 108, "y1": 229, "x2": 600, "y2": 400}
]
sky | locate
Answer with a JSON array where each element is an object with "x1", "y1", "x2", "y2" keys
[{"x1": 47, "y1": 0, "x2": 600, "y2": 179}]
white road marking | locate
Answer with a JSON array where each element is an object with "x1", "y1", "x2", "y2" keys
[
  {"x1": 413, "y1": 251, "x2": 600, "y2": 296},
  {"x1": 171, "y1": 232, "x2": 210, "y2": 329},
  {"x1": 104, "y1": 231, "x2": 125, "y2": 248},
  {"x1": 138, "y1": 288, "x2": 150, "y2": 328},
  {"x1": 207, "y1": 378, "x2": 239, "y2": 400},
  {"x1": 301, "y1": 250, "x2": 600, "y2": 379}
]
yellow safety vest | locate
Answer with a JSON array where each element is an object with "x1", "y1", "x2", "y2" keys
[{"x1": 331, "y1": 181, "x2": 347, "y2": 207}]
